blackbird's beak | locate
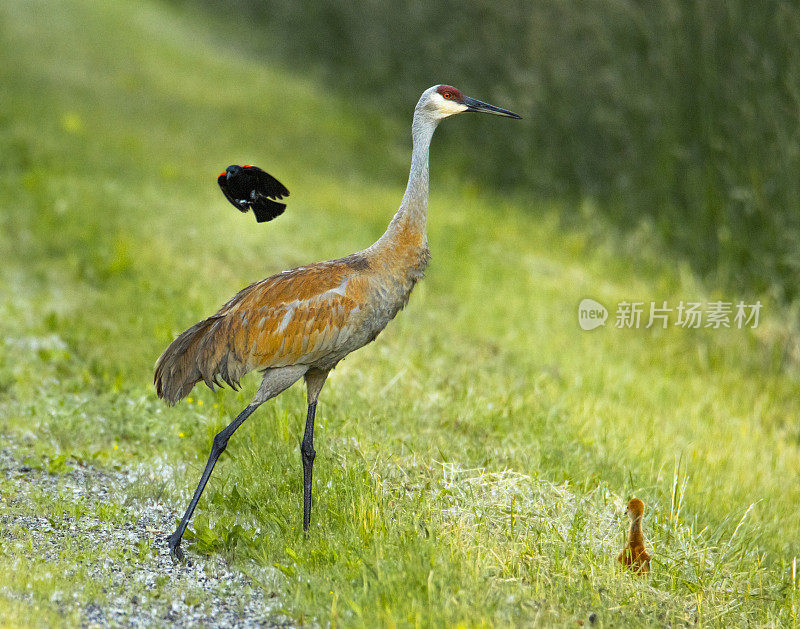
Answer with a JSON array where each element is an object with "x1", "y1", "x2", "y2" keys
[{"x1": 463, "y1": 96, "x2": 522, "y2": 119}]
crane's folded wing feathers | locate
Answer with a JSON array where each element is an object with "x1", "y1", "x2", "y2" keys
[{"x1": 154, "y1": 260, "x2": 369, "y2": 405}]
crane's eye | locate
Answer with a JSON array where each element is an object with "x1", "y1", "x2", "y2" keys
[{"x1": 443, "y1": 92, "x2": 452, "y2": 99}]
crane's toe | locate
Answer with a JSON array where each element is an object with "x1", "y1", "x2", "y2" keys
[{"x1": 168, "y1": 533, "x2": 187, "y2": 564}]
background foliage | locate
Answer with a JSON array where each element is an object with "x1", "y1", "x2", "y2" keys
[{"x1": 174, "y1": 0, "x2": 800, "y2": 301}]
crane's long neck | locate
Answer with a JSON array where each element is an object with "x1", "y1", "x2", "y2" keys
[
  {"x1": 628, "y1": 515, "x2": 644, "y2": 544},
  {"x1": 376, "y1": 110, "x2": 437, "y2": 253}
]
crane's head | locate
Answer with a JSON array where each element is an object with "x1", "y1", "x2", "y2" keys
[
  {"x1": 626, "y1": 498, "x2": 645, "y2": 519},
  {"x1": 417, "y1": 85, "x2": 521, "y2": 121}
]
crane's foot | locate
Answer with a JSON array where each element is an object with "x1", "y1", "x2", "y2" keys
[{"x1": 167, "y1": 532, "x2": 186, "y2": 564}]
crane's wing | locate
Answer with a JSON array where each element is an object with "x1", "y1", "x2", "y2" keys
[{"x1": 155, "y1": 256, "x2": 370, "y2": 405}]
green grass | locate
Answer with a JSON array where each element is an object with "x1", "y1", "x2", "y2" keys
[{"x1": 1, "y1": 0, "x2": 799, "y2": 626}]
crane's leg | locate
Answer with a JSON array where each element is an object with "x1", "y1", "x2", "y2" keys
[
  {"x1": 300, "y1": 402, "x2": 317, "y2": 532},
  {"x1": 168, "y1": 403, "x2": 258, "y2": 562},
  {"x1": 301, "y1": 369, "x2": 329, "y2": 532},
  {"x1": 168, "y1": 366, "x2": 307, "y2": 563}
]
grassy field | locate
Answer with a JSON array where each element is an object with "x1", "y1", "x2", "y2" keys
[{"x1": 1, "y1": 0, "x2": 799, "y2": 626}]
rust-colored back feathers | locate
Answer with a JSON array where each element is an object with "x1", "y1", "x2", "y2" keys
[{"x1": 154, "y1": 254, "x2": 398, "y2": 406}]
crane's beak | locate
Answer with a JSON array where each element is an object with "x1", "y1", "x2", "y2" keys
[{"x1": 463, "y1": 96, "x2": 522, "y2": 119}]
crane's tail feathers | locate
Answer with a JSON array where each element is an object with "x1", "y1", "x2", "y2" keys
[{"x1": 154, "y1": 315, "x2": 248, "y2": 405}]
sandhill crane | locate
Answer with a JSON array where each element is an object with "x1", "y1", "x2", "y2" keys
[
  {"x1": 618, "y1": 498, "x2": 651, "y2": 574},
  {"x1": 155, "y1": 84, "x2": 521, "y2": 561}
]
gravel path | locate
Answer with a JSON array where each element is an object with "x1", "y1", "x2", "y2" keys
[{"x1": 0, "y1": 448, "x2": 292, "y2": 627}]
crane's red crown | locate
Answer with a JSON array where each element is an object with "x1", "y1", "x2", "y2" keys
[{"x1": 436, "y1": 85, "x2": 464, "y2": 102}]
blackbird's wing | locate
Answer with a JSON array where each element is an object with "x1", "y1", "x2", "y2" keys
[
  {"x1": 217, "y1": 173, "x2": 249, "y2": 213},
  {"x1": 242, "y1": 166, "x2": 290, "y2": 222},
  {"x1": 245, "y1": 166, "x2": 290, "y2": 200}
]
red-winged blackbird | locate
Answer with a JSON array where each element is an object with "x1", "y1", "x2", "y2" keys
[{"x1": 217, "y1": 164, "x2": 290, "y2": 223}]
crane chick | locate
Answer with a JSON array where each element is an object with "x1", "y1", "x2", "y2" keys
[{"x1": 618, "y1": 497, "x2": 651, "y2": 575}]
